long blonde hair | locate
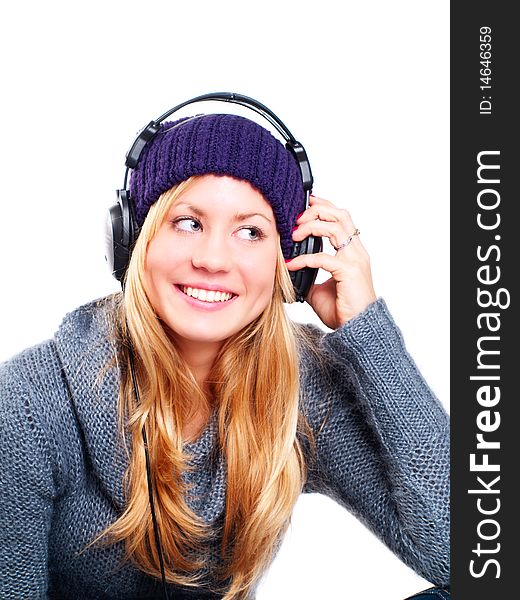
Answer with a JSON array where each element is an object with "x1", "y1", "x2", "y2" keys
[{"x1": 100, "y1": 177, "x2": 316, "y2": 599}]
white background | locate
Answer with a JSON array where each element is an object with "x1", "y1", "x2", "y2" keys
[{"x1": 0, "y1": 1, "x2": 449, "y2": 598}]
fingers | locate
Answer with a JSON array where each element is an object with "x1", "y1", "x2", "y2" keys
[
  {"x1": 285, "y1": 250, "x2": 348, "y2": 273},
  {"x1": 294, "y1": 198, "x2": 368, "y2": 260},
  {"x1": 293, "y1": 219, "x2": 361, "y2": 254},
  {"x1": 285, "y1": 249, "x2": 370, "y2": 275},
  {"x1": 297, "y1": 193, "x2": 361, "y2": 245},
  {"x1": 299, "y1": 194, "x2": 355, "y2": 227}
]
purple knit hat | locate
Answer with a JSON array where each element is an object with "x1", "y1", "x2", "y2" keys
[{"x1": 129, "y1": 113, "x2": 305, "y2": 259}]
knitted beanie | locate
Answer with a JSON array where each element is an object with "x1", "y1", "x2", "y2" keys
[{"x1": 129, "y1": 113, "x2": 305, "y2": 259}]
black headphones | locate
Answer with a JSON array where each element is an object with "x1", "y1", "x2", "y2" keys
[{"x1": 106, "y1": 92, "x2": 322, "y2": 301}]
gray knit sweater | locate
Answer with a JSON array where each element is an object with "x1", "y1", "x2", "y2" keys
[{"x1": 0, "y1": 297, "x2": 450, "y2": 599}]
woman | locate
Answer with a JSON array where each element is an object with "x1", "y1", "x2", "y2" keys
[{"x1": 0, "y1": 111, "x2": 450, "y2": 599}]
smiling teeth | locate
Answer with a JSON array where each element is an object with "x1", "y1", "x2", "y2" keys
[{"x1": 182, "y1": 286, "x2": 234, "y2": 302}]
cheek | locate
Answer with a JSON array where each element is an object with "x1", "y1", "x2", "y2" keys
[
  {"x1": 241, "y1": 250, "x2": 278, "y2": 298},
  {"x1": 146, "y1": 242, "x2": 160, "y2": 270},
  {"x1": 145, "y1": 237, "x2": 177, "y2": 280},
  {"x1": 142, "y1": 240, "x2": 174, "y2": 304},
  {"x1": 143, "y1": 243, "x2": 160, "y2": 287}
]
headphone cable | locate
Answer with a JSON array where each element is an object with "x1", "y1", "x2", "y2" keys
[{"x1": 128, "y1": 345, "x2": 170, "y2": 600}]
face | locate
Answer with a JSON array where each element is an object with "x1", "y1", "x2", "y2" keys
[{"x1": 143, "y1": 174, "x2": 279, "y2": 353}]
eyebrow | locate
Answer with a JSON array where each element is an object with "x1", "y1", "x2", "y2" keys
[{"x1": 173, "y1": 203, "x2": 273, "y2": 224}]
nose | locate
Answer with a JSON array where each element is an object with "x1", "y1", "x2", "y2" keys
[{"x1": 191, "y1": 231, "x2": 234, "y2": 273}]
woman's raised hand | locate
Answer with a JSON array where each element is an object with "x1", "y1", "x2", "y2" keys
[{"x1": 286, "y1": 194, "x2": 377, "y2": 330}]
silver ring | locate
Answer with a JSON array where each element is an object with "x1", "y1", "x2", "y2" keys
[{"x1": 333, "y1": 228, "x2": 360, "y2": 252}]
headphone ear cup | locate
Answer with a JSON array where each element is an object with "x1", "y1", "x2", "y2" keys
[
  {"x1": 105, "y1": 190, "x2": 138, "y2": 282},
  {"x1": 289, "y1": 234, "x2": 322, "y2": 302}
]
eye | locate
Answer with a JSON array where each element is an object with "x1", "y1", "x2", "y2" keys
[
  {"x1": 171, "y1": 217, "x2": 202, "y2": 233},
  {"x1": 236, "y1": 226, "x2": 266, "y2": 242}
]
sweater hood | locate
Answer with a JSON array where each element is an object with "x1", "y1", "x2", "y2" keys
[{"x1": 53, "y1": 295, "x2": 129, "y2": 509}]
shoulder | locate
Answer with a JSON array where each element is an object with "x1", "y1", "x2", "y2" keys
[
  {"x1": 0, "y1": 295, "x2": 121, "y2": 485},
  {"x1": 296, "y1": 298, "x2": 406, "y2": 371},
  {"x1": 0, "y1": 340, "x2": 66, "y2": 496},
  {"x1": 0, "y1": 294, "x2": 120, "y2": 406},
  {"x1": 296, "y1": 296, "x2": 390, "y2": 360},
  {"x1": 55, "y1": 294, "x2": 122, "y2": 349},
  {"x1": 0, "y1": 339, "x2": 62, "y2": 414},
  {"x1": 295, "y1": 298, "x2": 404, "y2": 413},
  {"x1": 0, "y1": 337, "x2": 75, "y2": 442}
]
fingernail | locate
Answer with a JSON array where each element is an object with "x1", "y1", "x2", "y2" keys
[
  {"x1": 296, "y1": 212, "x2": 304, "y2": 219},
  {"x1": 292, "y1": 225, "x2": 299, "y2": 231},
  {"x1": 284, "y1": 258, "x2": 293, "y2": 263}
]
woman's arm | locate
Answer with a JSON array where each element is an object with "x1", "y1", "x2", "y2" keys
[
  {"x1": 0, "y1": 352, "x2": 57, "y2": 600},
  {"x1": 300, "y1": 298, "x2": 450, "y2": 587}
]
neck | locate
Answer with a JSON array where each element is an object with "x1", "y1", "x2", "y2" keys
[{"x1": 171, "y1": 336, "x2": 224, "y2": 391}]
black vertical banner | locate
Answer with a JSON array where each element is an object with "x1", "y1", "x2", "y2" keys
[{"x1": 451, "y1": 3, "x2": 519, "y2": 599}]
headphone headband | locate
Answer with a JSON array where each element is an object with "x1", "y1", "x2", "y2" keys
[{"x1": 123, "y1": 92, "x2": 313, "y2": 193}]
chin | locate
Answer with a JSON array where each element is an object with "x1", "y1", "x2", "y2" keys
[{"x1": 164, "y1": 320, "x2": 237, "y2": 346}]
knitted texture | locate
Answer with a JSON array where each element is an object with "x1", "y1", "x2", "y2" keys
[
  {"x1": 0, "y1": 297, "x2": 450, "y2": 599},
  {"x1": 129, "y1": 114, "x2": 305, "y2": 259}
]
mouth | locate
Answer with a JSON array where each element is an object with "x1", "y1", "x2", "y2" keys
[{"x1": 175, "y1": 285, "x2": 238, "y2": 304}]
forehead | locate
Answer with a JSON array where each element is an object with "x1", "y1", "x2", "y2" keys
[{"x1": 171, "y1": 174, "x2": 275, "y2": 220}]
